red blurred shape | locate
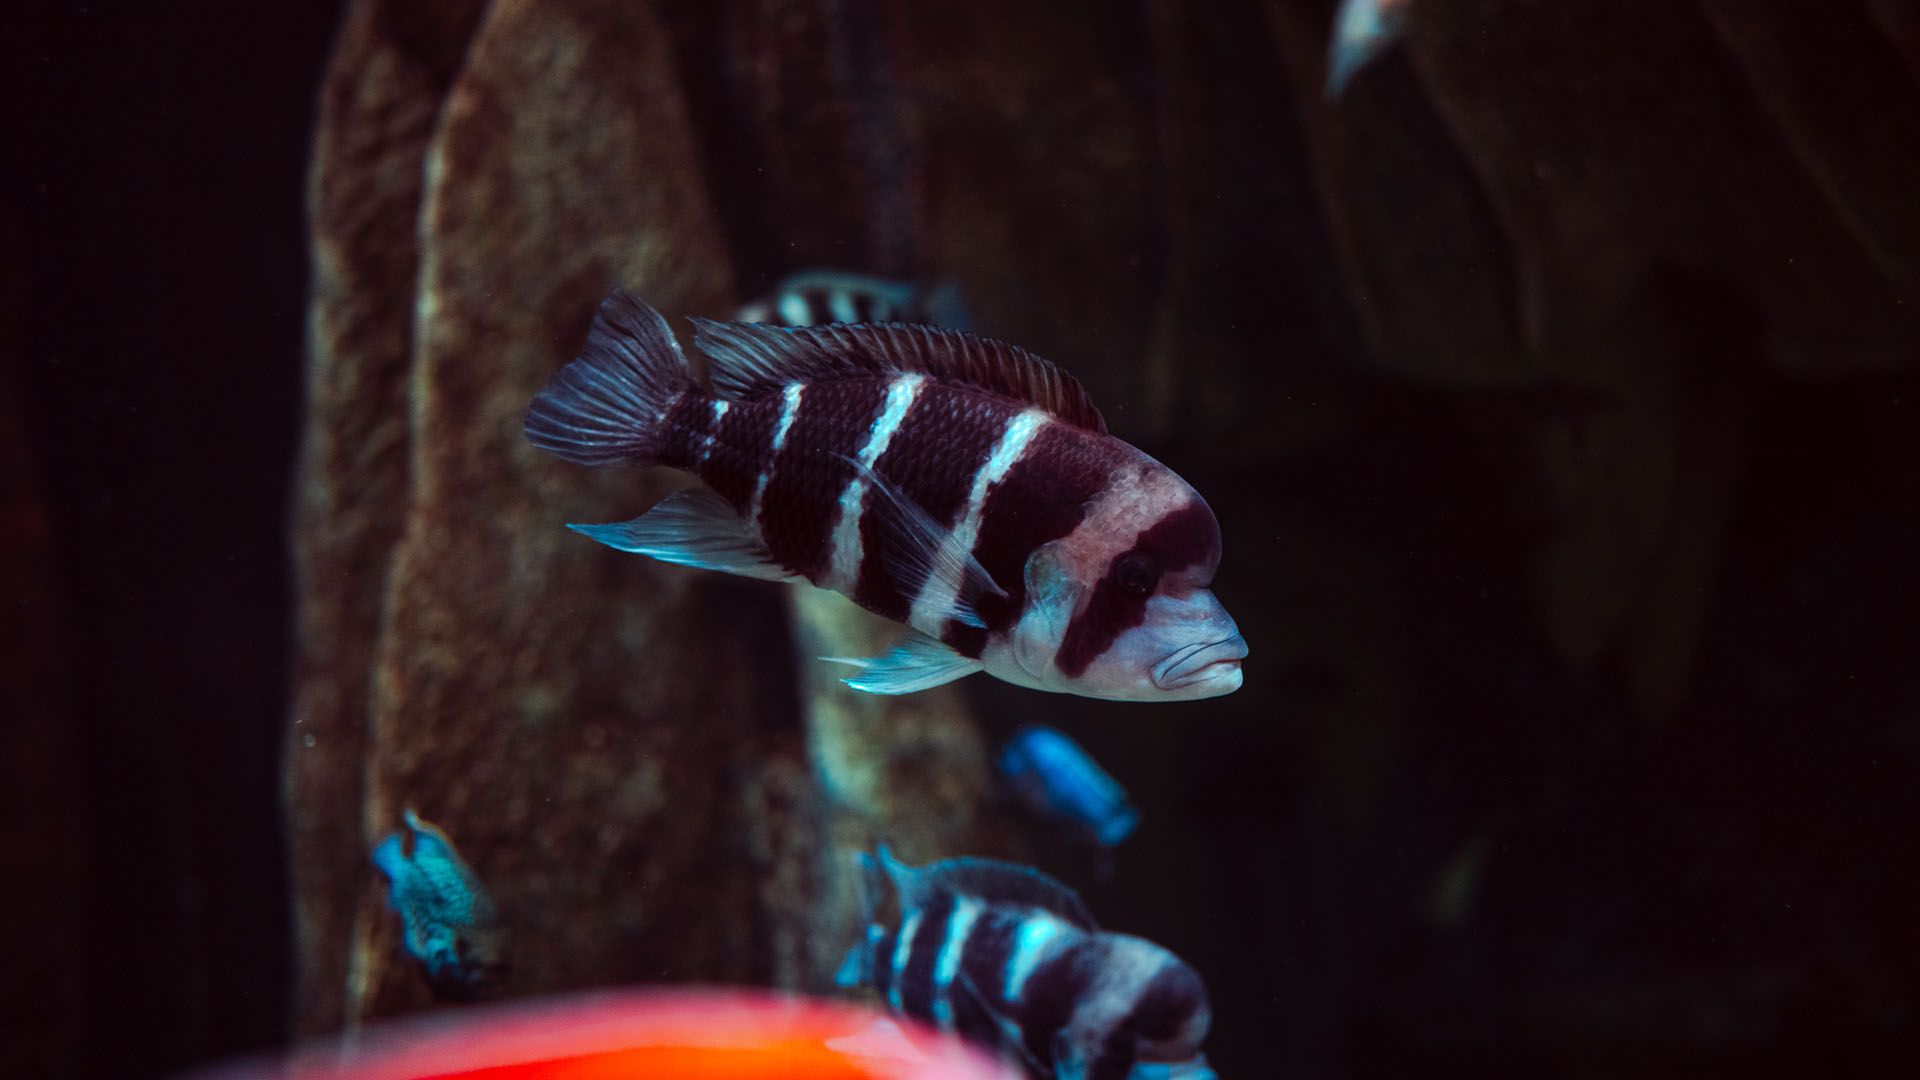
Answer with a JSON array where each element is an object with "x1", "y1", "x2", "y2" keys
[{"x1": 194, "y1": 988, "x2": 1017, "y2": 1080}]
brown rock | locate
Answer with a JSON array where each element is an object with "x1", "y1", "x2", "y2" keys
[{"x1": 288, "y1": 0, "x2": 489, "y2": 1036}]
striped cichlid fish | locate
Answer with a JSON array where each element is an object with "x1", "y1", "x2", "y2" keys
[
  {"x1": 836, "y1": 846, "x2": 1215, "y2": 1080},
  {"x1": 524, "y1": 290, "x2": 1246, "y2": 701}
]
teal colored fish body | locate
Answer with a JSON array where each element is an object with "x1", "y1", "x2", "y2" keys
[
  {"x1": 371, "y1": 809, "x2": 507, "y2": 998},
  {"x1": 999, "y1": 726, "x2": 1140, "y2": 850}
]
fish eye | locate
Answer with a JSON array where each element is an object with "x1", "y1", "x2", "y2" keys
[{"x1": 1112, "y1": 551, "x2": 1160, "y2": 595}]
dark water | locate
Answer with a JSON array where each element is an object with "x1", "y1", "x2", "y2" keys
[{"x1": 6, "y1": 2, "x2": 1919, "y2": 1078}]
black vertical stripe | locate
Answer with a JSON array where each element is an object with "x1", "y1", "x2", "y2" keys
[
  {"x1": 853, "y1": 385, "x2": 1015, "y2": 620},
  {"x1": 655, "y1": 391, "x2": 714, "y2": 469},
  {"x1": 755, "y1": 379, "x2": 889, "y2": 581},
  {"x1": 1013, "y1": 939, "x2": 1094, "y2": 1068},
  {"x1": 897, "y1": 894, "x2": 955, "y2": 1025},
  {"x1": 951, "y1": 909, "x2": 1023, "y2": 1052},
  {"x1": 1082, "y1": 1030, "x2": 1141, "y2": 1080},
  {"x1": 870, "y1": 925, "x2": 897, "y2": 1001},
  {"x1": 696, "y1": 397, "x2": 780, "y2": 512},
  {"x1": 940, "y1": 423, "x2": 1121, "y2": 657}
]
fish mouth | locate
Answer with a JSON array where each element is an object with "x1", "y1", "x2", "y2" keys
[{"x1": 1152, "y1": 635, "x2": 1249, "y2": 691}]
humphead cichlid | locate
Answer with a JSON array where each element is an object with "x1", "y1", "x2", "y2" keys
[
  {"x1": 998, "y1": 726, "x2": 1139, "y2": 850},
  {"x1": 736, "y1": 269, "x2": 972, "y2": 331},
  {"x1": 524, "y1": 291, "x2": 1247, "y2": 701},
  {"x1": 1326, "y1": 0, "x2": 1411, "y2": 98},
  {"x1": 371, "y1": 809, "x2": 507, "y2": 999},
  {"x1": 836, "y1": 846, "x2": 1213, "y2": 1080}
]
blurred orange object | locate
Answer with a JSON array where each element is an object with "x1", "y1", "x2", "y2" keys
[{"x1": 195, "y1": 988, "x2": 1017, "y2": 1080}]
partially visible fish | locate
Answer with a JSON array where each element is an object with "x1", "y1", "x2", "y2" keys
[
  {"x1": 1326, "y1": 0, "x2": 1411, "y2": 98},
  {"x1": 189, "y1": 988, "x2": 1017, "y2": 1080},
  {"x1": 737, "y1": 269, "x2": 972, "y2": 330},
  {"x1": 837, "y1": 846, "x2": 1213, "y2": 1080},
  {"x1": 525, "y1": 291, "x2": 1247, "y2": 702},
  {"x1": 998, "y1": 726, "x2": 1140, "y2": 850},
  {"x1": 372, "y1": 808, "x2": 508, "y2": 999}
]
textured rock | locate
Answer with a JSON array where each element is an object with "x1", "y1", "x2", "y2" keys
[
  {"x1": 291, "y1": 0, "x2": 1004, "y2": 1031},
  {"x1": 289, "y1": 0, "x2": 488, "y2": 1036},
  {"x1": 351, "y1": 0, "x2": 770, "y2": 1018}
]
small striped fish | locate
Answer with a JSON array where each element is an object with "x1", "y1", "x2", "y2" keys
[
  {"x1": 999, "y1": 726, "x2": 1140, "y2": 850},
  {"x1": 525, "y1": 290, "x2": 1247, "y2": 701},
  {"x1": 836, "y1": 846, "x2": 1215, "y2": 1080},
  {"x1": 371, "y1": 809, "x2": 508, "y2": 999},
  {"x1": 735, "y1": 269, "x2": 972, "y2": 330}
]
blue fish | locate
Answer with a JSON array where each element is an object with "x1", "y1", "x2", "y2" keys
[
  {"x1": 999, "y1": 726, "x2": 1140, "y2": 850},
  {"x1": 371, "y1": 809, "x2": 507, "y2": 999}
]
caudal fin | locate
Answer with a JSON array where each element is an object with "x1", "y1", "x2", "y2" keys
[{"x1": 525, "y1": 289, "x2": 695, "y2": 466}]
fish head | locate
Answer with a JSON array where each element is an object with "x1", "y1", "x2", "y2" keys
[
  {"x1": 1012, "y1": 466, "x2": 1245, "y2": 701},
  {"x1": 1122, "y1": 948, "x2": 1213, "y2": 1065}
]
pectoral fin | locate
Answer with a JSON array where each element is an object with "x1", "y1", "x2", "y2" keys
[
  {"x1": 835, "y1": 453, "x2": 1005, "y2": 628},
  {"x1": 824, "y1": 631, "x2": 983, "y2": 694}
]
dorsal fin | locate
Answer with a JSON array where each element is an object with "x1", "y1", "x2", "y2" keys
[
  {"x1": 878, "y1": 845, "x2": 1099, "y2": 930},
  {"x1": 689, "y1": 317, "x2": 1108, "y2": 434}
]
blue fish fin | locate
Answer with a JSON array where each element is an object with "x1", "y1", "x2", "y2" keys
[
  {"x1": 569, "y1": 487, "x2": 800, "y2": 583},
  {"x1": 525, "y1": 289, "x2": 697, "y2": 466},
  {"x1": 824, "y1": 632, "x2": 983, "y2": 695},
  {"x1": 832, "y1": 454, "x2": 1004, "y2": 628}
]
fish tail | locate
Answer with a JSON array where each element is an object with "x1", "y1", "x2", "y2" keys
[{"x1": 525, "y1": 289, "x2": 697, "y2": 466}]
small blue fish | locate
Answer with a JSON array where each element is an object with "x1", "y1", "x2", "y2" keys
[
  {"x1": 371, "y1": 808, "x2": 507, "y2": 999},
  {"x1": 838, "y1": 845, "x2": 1213, "y2": 1080},
  {"x1": 999, "y1": 726, "x2": 1140, "y2": 850},
  {"x1": 1326, "y1": 0, "x2": 1411, "y2": 99}
]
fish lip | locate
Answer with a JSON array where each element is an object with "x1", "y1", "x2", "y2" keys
[{"x1": 1152, "y1": 635, "x2": 1249, "y2": 689}]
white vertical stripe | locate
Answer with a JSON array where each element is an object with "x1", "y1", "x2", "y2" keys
[
  {"x1": 829, "y1": 288, "x2": 859, "y2": 323},
  {"x1": 1003, "y1": 915, "x2": 1063, "y2": 1004},
  {"x1": 698, "y1": 399, "x2": 729, "y2": 465},
  {"x1": 778, "y1": 291, "x2": 811, "y2": 326},
  {"x1": 931, "y1": 899, "x2": 982, "y2": 1026},
  {"x1": 747, "y1": 383, "x2": 804, "y2": 531},
  {"x1": 908, "y1": 408, "x2": 1048, "y2": 633},
  {"x1": 825, "y1": 374, "x2": 925, "y2": 593},
  {"x1": 889, "y1": 909, "x2": 924, "y2": 1014}
]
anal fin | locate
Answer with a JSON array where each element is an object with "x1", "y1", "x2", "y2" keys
[
  {"x1": 569, "y1": 487, "x2": 797, "y2": 583},
  {"x1": 824, "y1": 631, "x2": 983, "y2": 695}
]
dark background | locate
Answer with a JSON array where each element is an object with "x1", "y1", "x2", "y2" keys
[
  {"x1": 3, "y1": 3, "x2": 338, "y2": 1075},
  {"x1": 5, "y1": 2, "x2": 1919, "y2": 1078}
]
